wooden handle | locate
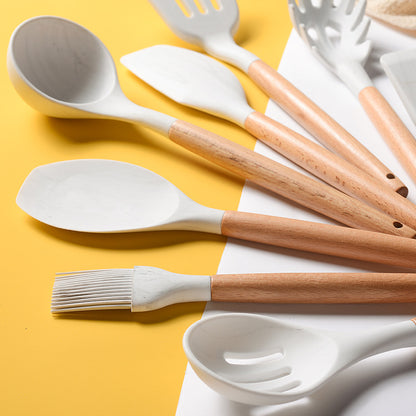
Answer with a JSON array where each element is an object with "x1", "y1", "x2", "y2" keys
[
  {"x1": 247, "y1": 59, "x2": 406, "y2": 194},
  {"x1": 168, "y1": 120, "x2": 415, "y2": 237},
  {"x1": 359, "y1": 86, "x2": 416, "y2": 185},
  {"x1": 211, "y1": 272, "x2": 416, "y2": 303},
  {"x1": 244, "y1": 111, "x2": 416, "y2": 230},
  {"x1": 221, "y1": 210, "x2": 416, "y2": 267}
]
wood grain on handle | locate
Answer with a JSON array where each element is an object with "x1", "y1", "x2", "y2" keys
[
  {"x1": 221, "y1": 210, "x2": 416, "y2": 267},
  {"x1": 359, "y1": 86, "x2": 416, "y2": 185},
  {"x1": 210, "y1": 272, "x2": 416, "y2": 303},
  {"x1": 247, "y1": 59, "x2": 406, "y2": 195},
  {"x1": 244, "y1": 111, "x2": 416, "y2": 230},
  {"x1": 168, "y1": 120, "x2": 415, "y2": 237}
]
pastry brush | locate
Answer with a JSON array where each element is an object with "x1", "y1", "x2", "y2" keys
[{"x1": 52, "y1": 266, "x2": 416, "y2": 312}]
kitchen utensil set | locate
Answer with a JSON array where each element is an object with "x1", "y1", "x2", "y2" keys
[
  {"x1": 9, "y1": 0, "x2": 416, "y2": 407},
  {"x1": 10, "y1": 16, "x2": 414, "y2": 236}
]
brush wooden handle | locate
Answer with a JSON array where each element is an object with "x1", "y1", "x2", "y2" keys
[
  {"x1": 210, "y1": 272, "x2": 416, "y2": 303},
  {"x1": 221, "y1": 210, "x2": 416, "y2": 267},
  {"x1": 244, "y1": 111, "x2": 416, "y2": 229},
  {"x1": 168, "y1": 119, "x2": 415, "y2": 237},
  {"x1": 359, "y1": 86, "x2": 416, "y2": 185},
  {"x1": 247, "y1": 59, "x2": 406, "y2": 194}
]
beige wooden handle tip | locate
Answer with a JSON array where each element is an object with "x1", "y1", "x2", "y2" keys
[
  {"x1": 243, "y1": 111, "x2": 416, "y2": 229},
  {"x1": 247, "y1": 59, "x2": 406, "y2": 194},
  {"x1": 359, "y1": 86, "x2": 416, "y2": 185}
]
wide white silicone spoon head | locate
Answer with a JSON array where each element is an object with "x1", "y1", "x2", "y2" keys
[
  {"x1": 183, "y1": 313, "x2": 416, "y2": 405},
  {"x1": 16, "y1": 159, "x2": 223, "y2": 233},
  {"x1": 7, "y1": 16, "x2": 174, "y2": 132},
  {"x1": 121, "y1": 45, "x2": 253, "y2": 126}
]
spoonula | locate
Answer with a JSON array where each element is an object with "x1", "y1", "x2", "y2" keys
[{"x1": 15, "y1": 159, "x2": 416, "y2": 268}]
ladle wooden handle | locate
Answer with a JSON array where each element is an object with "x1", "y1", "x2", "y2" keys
[
  {"x1": 247, "y1": 59, "x2": 405, "y2": 194},
  {"x1": 244, "y1": 111, "x2": 416, "y2": 228},
  {"x1": 220, "y1": 210, "x2": 416, "y2": 268},
  {"x1": 168, "y1": 119, "x2": 415, "y2": 237},
  {"x1": 359, "y1": 86, "x2": 416, "y2": 185},
  {"x1": 210, "y1": 272, "x2": 416, "y2": 303}
]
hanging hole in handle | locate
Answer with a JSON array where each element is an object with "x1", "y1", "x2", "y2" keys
[{"x1": 386, "y1": 173, "x2": 409, "y2": 197}]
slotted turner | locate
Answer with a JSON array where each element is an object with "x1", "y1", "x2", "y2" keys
[
  {"x1": 148, "y1": 0, "x2": 405, "y2": 192},
  {"x1": 288, "y1": 0, "x2": 416, "y2": 185}
]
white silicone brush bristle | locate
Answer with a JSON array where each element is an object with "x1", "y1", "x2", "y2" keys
[{"x1": 51, "y1": 269, "x2": 134, "y2": 312}]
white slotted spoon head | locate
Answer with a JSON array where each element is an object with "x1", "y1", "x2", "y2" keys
[{"x1": 183, "y1": 313, "x2": 416, "y2": 405}]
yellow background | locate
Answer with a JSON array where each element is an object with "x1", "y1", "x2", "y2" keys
[{"x1": 1, "y1": 1, "x2": 291, "y2": 414}]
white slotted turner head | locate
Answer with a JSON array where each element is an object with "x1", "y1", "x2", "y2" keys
[
  {"x1": 148, "y1": 0, "x2": 258, "y2": 70},
  {"x1": 121, "y1": 45, "x2": 253, "y2": 125}
]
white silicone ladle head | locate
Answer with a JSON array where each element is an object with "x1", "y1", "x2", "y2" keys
[
  {"x1": 183, "y1": 313, "x2": 416, "y2": 405},
  {"x1": 7, "y1": 15, "x2": 174, "y2": 133},
  {"x1": 16, "y1": 159, "x2": 223, "y2": 233}
]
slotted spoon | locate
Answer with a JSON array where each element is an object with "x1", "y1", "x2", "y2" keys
[
  {"x1": 9, "y1": 16, "x2": 410, "y2": 235},
  {"x1": 148, "y1": 0, "x2": 405, "y2": 192},
  {"x1": 183, "y1": 313, "x2": 416, "y2": 405},
  {"x1": 288, "y1": 0, "x2": 416, "y2": 185}
]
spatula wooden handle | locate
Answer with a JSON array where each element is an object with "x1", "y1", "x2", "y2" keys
[
  {"x1": 168, "y1": 119, "x2": 415, "y2": 237},
  {"x1": 244, "y1": 111, "x2": 416, "y2": 229},
  {"x1": 359, "y1": 86, "x2": 416, "y2": 185},
  {"x1": 221, "y1": 210, "x2": 416, "y2": 267},
  {"x1": 247, "y1": 59, "x2": 406, "y2": 194},
  {"x1": 210, "y1": 272, "x2": 416, "y2": 303}
]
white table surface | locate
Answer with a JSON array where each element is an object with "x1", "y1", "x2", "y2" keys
[{"x1": 176, "y1": 21, "x2": 416, "y2": 416}]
